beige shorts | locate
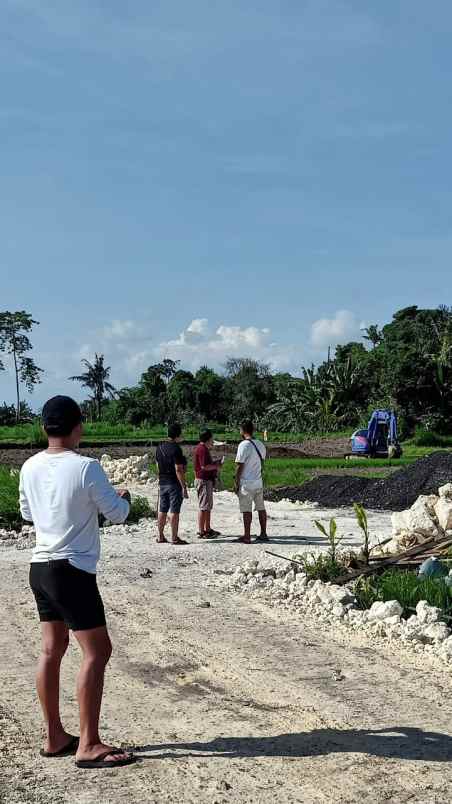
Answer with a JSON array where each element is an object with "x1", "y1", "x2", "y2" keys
[
  {"x1": 238, "y1": 486, "x2": 265, "y2": 514},
  {"x1": 195, "y1": 479, "x2": 214, "y2": 511}
]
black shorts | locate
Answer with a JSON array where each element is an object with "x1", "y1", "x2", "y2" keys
[
  {"x1": 29, "y1": 560, "x2": 106, "y2": 632},
  {"x1": 159, "y1": 483, "x2": 183, "y2": 514}
]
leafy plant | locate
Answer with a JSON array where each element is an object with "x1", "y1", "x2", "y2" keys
[
  {"x1": 314, "y1": 517, "x2": 343, "y2": 562},
  {"x1": 295, "y1": 551, "x2": 349, "y2": 583},
  {"x1": 354, "y1": 575, "x2": 381, "y2": 610},
  {"x1": 127, "y1": 496, "x2": 156, "y2": 523},
  {"x1": 354, "y1": 503, "x2": 370, "y2": 564}
]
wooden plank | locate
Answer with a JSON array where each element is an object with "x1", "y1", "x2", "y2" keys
[{"x1": 333, "y1": 535, "x2": 451, "y2": 585}]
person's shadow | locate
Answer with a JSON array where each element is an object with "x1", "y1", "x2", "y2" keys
[{"x1": 132, "y1": 727, "x2": 452, "y2": 762}]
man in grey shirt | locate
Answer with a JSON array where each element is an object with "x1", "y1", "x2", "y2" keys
[{"x1": 20, "y1": 396, "x2": 135, "y2": 769}]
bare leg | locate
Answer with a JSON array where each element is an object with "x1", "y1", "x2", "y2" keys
[
  {"x1": 205, "y1": 511, "x2": 211, "y2": 532},
  {"x1": 198, "y1": 510, "x2": 206, "y2": 534},
  {"x1": 36, "y1": 622, "x2": 71, "y2": 753},
  {"x1": 258, "y1": 509, "x2": 268, "y2": 537},
  {"x1": 242, "y1": 512, "x2": 252, "y2": 542},
  {"x1": 157, "y1": 512, "x2": 168, "y2": 542},
  {"x1": 170, "y1": 513, "x2": 180, "y2": 542},
  {"x1": 74, "y1": 626, "x2": 130, "y2": 764}
]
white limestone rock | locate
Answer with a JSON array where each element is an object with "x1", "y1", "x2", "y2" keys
[
  {"x1": 406, "y1": 496, "x2": 439, "y2": 537},
  {"x1": 391, "y1": 510, "x2": 411, "y2": 536},
  {"x1": 438, "y1": 483, "x2": 452, "y2": 500},
  {"x1": 439, "y1": 635, "x2": 452, "y2": 657},
  {"x1": 368, "y1": 600, "x2": 403, "y2": 621},
  {"x1": 434, "y1": 498, "x2": 452, "y2": 532},
  {"x1": 416, "y1": 600, "x2": 442, "y2": 625},
  {"x1": 421, "y1": 623, "x2": 450, "y2": 643},
  {"x1": 329, "y1": 585, "x2": 356, "y2": 605},
  {"x1": 100, "y1": 453, "x2": 152, "y2": 486},
  {"x1": 332, "y1": 603, "x2": 346, "y2": 619},
  {"x1": 384, "y1": 614, "x2": 402, "y2": 625}
]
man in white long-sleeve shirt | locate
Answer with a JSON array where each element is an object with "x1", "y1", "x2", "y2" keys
[{"x1": 20, "y1": 396, "x2": 136, "y2": 769}]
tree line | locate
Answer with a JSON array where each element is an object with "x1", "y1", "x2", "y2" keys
[{"x1": 1, "y1": 305, "x2": 452, "y2": 435}]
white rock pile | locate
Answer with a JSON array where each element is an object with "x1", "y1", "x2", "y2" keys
[
  {"x1": 389, "y1": 483, "x2": 452, "y2": 552},
  {"x1": 226, "y1": 557, "x2": 452, "y2": 663},
  {"x1": 0, "y1": 525, "x2": 35, "y2": 549},
  {"x1": 100, "y1": 454, "x2": 153, "y2": 486}
]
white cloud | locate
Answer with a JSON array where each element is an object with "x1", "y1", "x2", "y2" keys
[
  {"x1": 167, "y1": 318, "x2": 209, "y2": 346},
  {"x1": 14, "y1": 309, "x2": 368, "y2": 409},
  {"x1": 156, "y1": 319, "x2": 301, "y2": 373},
  {"x1": 101, "y1": 319, "x2": 141, "y2": 340},
  {"x1": 186, "y1": 318, "x2": 208, "y2": 336},
  {"x1": 310, "y1": 310, "x2": 363, "y2": 350},
  {"x1": 161, "y1": 320, "x2": 273, "y2": 359},
  {"x1": 214, "y1": 325, "x2": 270, "y2": 349}
]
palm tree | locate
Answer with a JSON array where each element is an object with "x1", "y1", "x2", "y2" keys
[
  {"x1": 363, "y1": 324, "x2": 383, "y2": 348},
  {"x1": 69, "y1": 354, "x2": 116, "y2": 420},
  {"x1": 266, "y1": 358, "x2": 362, "y2": 435}
]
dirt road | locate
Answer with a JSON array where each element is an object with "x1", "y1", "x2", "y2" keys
[{"x1": 1, "y1": 498, "x2": 452, "y2": 804}]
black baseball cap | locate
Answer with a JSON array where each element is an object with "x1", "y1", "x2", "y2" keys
[{"x1": 42, "y1": 396, "x2": 83, "y2": 436}]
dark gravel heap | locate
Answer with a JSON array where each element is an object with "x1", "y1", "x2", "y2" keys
[{"x1": 264, "y1": 451, "x2": 452, "y2": 511}]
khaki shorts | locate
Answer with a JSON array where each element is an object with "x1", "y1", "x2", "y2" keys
[
  {"x1": 195, "y1": 479, "x2": 214, "y2": 511},
  {"x1": 238, "y1": 485, "x2": 265, "y2": 514}
]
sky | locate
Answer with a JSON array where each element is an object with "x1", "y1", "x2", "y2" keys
[{"x1": 1, "y1": 1, "x2": 452, "y2": 409}]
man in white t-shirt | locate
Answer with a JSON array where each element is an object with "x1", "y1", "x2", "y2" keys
[
  {"x1": 234, "y1": 419, "x2": 268, "y2": 544},
  {"x1": 20, "y1": 396, "x2": 135, "y2": 770}
]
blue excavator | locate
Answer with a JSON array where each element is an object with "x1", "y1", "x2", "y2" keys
[{"x1": 346, "y1": 409, "x2": 402, "y2": 459}]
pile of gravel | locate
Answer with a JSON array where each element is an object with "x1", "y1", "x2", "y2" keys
[
  {"x1": 265, "y1": 451, "x2": 452, "y2": 511},
  {"x1": 223, "y1": 557, "x2": 452, "y2": 663}
]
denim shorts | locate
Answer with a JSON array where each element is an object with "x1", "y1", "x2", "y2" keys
[{"x1": 159, "y1": 483, "x2": 183, "y2": 514}]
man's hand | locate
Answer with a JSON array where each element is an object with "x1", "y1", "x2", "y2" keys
[
  {"x1": 234, "y1": 482, "x2": 240, "y2": 496},
  {"x1": 118, "y1": 489, "x2": 131, "y2": 504}
]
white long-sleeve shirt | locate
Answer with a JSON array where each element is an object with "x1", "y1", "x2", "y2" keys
[{"x1": 20, "y1": 450, "x2": 130, "y2": 574}]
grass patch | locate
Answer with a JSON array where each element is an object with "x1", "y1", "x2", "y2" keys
[
  {"x1": 413, "y1": 428, "x2": 452, "y2": 448},
  {"x1": 0, "y1": 422, "x2": 352, "y2": 446},
  {"x1": 0, "y1": 465, "x2": 156, "y2": 530},
  {"x1": 148, "y1": 458, "x2": 313, "y2": 491},
  {"x1": 0, "y1": 466, "x2": 21, "y2": 531},
  {"x1": 148, "y1": 455, "x2": 418, "y2": 490},
  {"x1": 354, "y1": 569, "x2": 452, "y2": 618}
]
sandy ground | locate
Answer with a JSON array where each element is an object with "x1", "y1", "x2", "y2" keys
[{"x1": 1, "y1": 490, "x2": 452, "y2": 804}]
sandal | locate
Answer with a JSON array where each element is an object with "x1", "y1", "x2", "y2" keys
[
  {"x1": 40, "y1": 735, "x2": 79, "y2": 758},
  {"x1": 198, "y1": 531, "x2": 217, "y2": 540},
  {"x1": 234, "y1": 536, "x2": 251, "y2": 544},
  {"x1": 208, "y1": 529, "x2": 221, "y2": 537},
  {"x1": 156, "y1": 536, "x2": 168, "y2": 543},
  {"x1": 76, "y1": 748, "x2": 136, "y2": 769},
  {"x1": 172, "y1": 537, "x2": 188, "y2": 545}
]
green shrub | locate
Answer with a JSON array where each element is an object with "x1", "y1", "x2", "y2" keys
[
  {"x1": 413, "y1": 427, "x2": 446, "y2": 447},
  {"x1": 0, "y1": 467, "x2": 21, "y2": 530},
  {"x1": 127, "y1": 496, "x2": 156, "y2": 523},
  {"x1": 354, "y1": 569, "x2": 452, "y2": 618},
  {"x1": 295, "y1": 552, "x2": 349, "y2": 583},
  {"x1": 353, "y1": 575, "x2": 379, "y2": 610}
]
